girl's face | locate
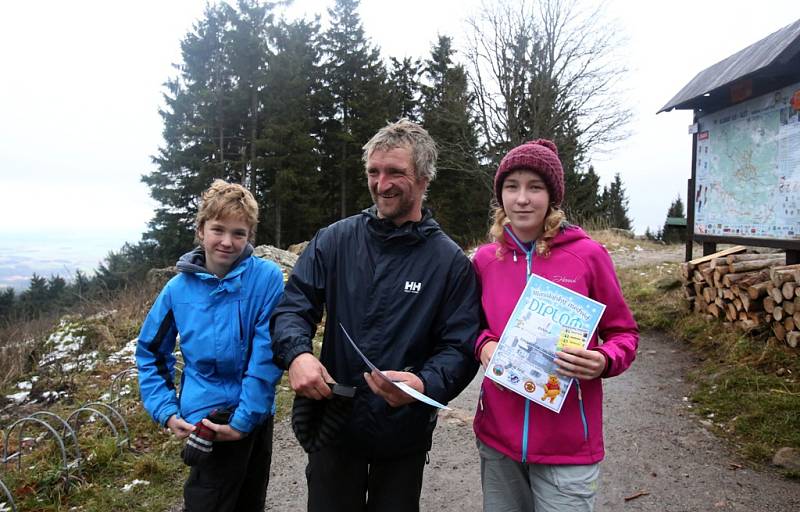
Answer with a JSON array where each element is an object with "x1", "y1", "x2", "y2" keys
[{"x1": 501, "y1": 169, "x2": 550, "y2": 242}]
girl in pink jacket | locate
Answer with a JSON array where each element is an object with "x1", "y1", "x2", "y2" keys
[{"x1": 473, "y1": 139, "x2": 638, "y2": 511}]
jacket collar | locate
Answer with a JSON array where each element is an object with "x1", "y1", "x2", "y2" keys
[
  {"x1": 176, "y1": 244, "x2": 254, "y2": 280},
  {"x1": 362, "y1": 206, "x2": 439, "y2": 246}
]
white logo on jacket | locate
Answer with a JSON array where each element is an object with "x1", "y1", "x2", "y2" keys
[{"x1": 404, "y1": 281, "x2": 422, "y2": 294}]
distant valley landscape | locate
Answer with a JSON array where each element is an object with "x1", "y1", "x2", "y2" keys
[{"x1": 0, "y1": 230, "x2": 141, "y2": 290}]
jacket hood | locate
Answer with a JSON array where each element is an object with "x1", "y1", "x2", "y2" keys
[
  {"x1": 176, "y1": 244, "x2": 254, "y2": 275},
  {"x1": 362, "y1": 205, "x2": 440, "y2": 246},
  {"x1": 502, "y1": 222, "x2": 588, "y2": 254}
]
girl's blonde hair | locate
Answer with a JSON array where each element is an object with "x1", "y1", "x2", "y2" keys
[
  {"x1": 195, "y1": 179, "x2": 259, "y2": 243},
  {"x1": 489, "y1": 205, "x2": 566, "y2": 258}
]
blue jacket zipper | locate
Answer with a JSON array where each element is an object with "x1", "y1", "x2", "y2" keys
[
  {"x1": 504, "y1": 226, "x2": 589, "y2": 460},
  {"x1": 504, "y1": 226, "x2": 535, "y2": 462}
]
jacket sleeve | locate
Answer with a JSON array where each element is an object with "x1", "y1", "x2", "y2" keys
[
  {"x1": 136, "y1": 282, "x2": 180, "y2": 427},
  {"x1": 417, "y1": 252, "x2": 481, "y2": 404},
  {"x1": 230, "y1": 263, "x2": 285, "y2": 434},
  {"x1": 471, "y1": 256, "x2": 498, "y2": 361},
  {"x1": 588, "y1": 246, "x2": 639, "y2": 378},
  {"x1": 270, "y1": 230, "x2": 328, "y2": 370}
]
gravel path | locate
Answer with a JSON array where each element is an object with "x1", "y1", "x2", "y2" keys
[{"x1": 265, "y1": 331, "x2": 800, "y2": 511}]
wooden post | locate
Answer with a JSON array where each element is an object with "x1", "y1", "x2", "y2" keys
[{"x1": 685, "y1": 177, "x2": 694, "y2": 262}]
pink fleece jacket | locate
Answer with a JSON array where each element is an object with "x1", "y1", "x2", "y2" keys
[{"x1": 472, "y1": 225, "x2": 638, "y2": 465}]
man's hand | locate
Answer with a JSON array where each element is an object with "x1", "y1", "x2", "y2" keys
[
  {"x1": 166, "y1": 415, "x2": 195, "y2": 439},
  {"x1": 288, "y1": 353, "x2": 334, "y2": 399},
  {"x1": 200, "y1": 420, "x2": 244, "y2": 442},
  {"x1": 364, "y1": 370, "x2": 424, "y2": 407},
  {"x1": 555, "y1": 347, "x2": 607, "y2": 380}
]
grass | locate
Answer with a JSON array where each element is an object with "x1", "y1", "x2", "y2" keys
[
  {"x1": 617, "y1": 261, "x2": 800, "y2": 475},
  {"x1": 0, "y1": 279, "x2": 305, "y2": 512}
]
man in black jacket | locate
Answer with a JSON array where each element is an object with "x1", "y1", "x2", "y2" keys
[{"x1": 271, "y1": 119, "x2": 480, "y2": 512}]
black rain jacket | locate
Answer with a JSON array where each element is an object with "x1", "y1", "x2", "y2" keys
[{"x1": 271, "y1": 206, "x2": 480, "y2": 458}]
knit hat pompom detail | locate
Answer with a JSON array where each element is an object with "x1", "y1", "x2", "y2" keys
[{"x1": 494, "y1": 138, "x2": 565, "y2": 207}]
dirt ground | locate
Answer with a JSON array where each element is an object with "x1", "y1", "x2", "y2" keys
[
  {"x1": 261, "y1": 244, "x2": 800, "y2": 511},
  {"x1": 265, "y1": 330, "x2": 799, "y2": 511}
]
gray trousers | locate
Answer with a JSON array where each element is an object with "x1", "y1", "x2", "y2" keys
[{"x1": 478, "y1": 440, "x2": 599, "y2": 512}]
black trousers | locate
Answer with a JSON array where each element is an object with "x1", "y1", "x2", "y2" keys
[
  {"x1": 183, "y1": 416, "x2": 274, "y2": 512},
  {"x1": 306, "y1": 444, "x2": 427, "y2": 512}
]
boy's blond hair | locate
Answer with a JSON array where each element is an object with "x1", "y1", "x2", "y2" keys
[{"x1": 195, "y1": 180, "x2": 259, "y2": 242}]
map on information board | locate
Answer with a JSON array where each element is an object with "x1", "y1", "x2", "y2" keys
[{"x1": 694, "y1": 81, "x2": 800, "y2": 240}]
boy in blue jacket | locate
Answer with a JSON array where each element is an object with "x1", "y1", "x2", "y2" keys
[{"x1": 136, "y1": 179, "x2": 284, "y2": 512}]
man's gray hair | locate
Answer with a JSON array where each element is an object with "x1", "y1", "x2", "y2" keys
[{"x1": 362, "y1": 118, "x2": 438, "y2": 182}]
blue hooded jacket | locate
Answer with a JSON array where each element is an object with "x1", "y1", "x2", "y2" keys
[{"x1": 136, "y1": 245, "x2": 284, "y2": 434}]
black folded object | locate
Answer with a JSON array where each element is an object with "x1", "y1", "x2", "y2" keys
[
  {"x1": 181, "y1": 408, "x2": 233, "y2": 466},
  {"x1": 291, "y1": 383, "x2": 356, "y2": 453}
]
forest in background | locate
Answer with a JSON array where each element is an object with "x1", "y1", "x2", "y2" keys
[{"x1": 1, "y1": 0, "x2": 656, "y2": 324}]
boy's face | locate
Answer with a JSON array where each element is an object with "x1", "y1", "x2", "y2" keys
[{"x1": 197, "y1": 216, "x2": 251, "y2": 277}]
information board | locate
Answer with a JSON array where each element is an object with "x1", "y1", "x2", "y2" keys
[{"x1": 694, "y1": 81, "x2": 800, "y2": 240}]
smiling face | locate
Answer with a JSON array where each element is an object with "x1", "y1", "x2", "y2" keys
[
  {"x1": 501, "y1": 169, "x2": 551, "y2": 242},
  {"x1": 366, "y1": 145, "x2": 428, "y2": 225},
  {"x1": 197, "y1": 215, "x2": 250, "y2": 277}
]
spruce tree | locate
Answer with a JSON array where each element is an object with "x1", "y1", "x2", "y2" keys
[
  {"x1": 388, "y1": 56, "x2": 422, "y2": 121},
  {"x1": 20, "y1": 274, "x2": 48, "y2": 318},
  {"x1": 562, "y1": 165, "x2": 601, "y2": 225},
  {"x1": 144, "y1": 3, "x2": 237, "y2": 262},
  {"x1": 661, "y1": 196, "x2": 686, "y2": 244},
  {"x1": 0, "y1": 288, "x2": 15, "y2": 323},
  {"x1": 421, "y1": 35, "x2": 491, "y2": 246},
  {"x1": 599, "y1": 173, "x2": 632, "y2": 230},
  {"x1": 320, "y1": 0, "x2": 390, "y2": 220},
  {"x1": 260, "y1": 18, "x2": 325, "y2": 247}
]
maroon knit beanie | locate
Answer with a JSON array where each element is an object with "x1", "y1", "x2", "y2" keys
[{"x1": 494, "y1": 139, "x2": 565, "y2": 207}]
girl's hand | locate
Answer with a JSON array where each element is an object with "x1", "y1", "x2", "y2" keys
[
  {"x1": 480, "y1": 341, "x2": 498, "y2": 369},
  {"x1": 165, "y1": 415, "x2": 195, "y2": 439},
  {"x1": 201, "y1": 420, "x2": 245, "y2": 442},
  {"x1": 480, "y1": 341, "x2": 505, "y2": 391},
  {"x1": 555, "y1": 347, "x2": 607, "y2": 380}
]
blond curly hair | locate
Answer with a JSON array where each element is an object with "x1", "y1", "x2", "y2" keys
[{"x1": 195, "y1": 179, "x2": 259, "y2": 243}]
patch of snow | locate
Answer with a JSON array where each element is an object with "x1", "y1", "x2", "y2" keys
[
  {"x1": 6, "y1": 391, "x2": 29, "y2": 403},
  {"x1": 121, "y1": 479, "x2": 150, "y2": 492},
  {"x1": 17, "y1": 381, "x2": 32, "y2": 390},
  {"x1": 107, "y1": 338, "x2": 138, "y2": 365},
  {"x1": 38, "y1": 390, "x2": 69, "y2": 404}
]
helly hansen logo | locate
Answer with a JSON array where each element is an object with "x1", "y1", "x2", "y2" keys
[{"x1": 404, "y1": 281, "x2": 422, "y2": 294}]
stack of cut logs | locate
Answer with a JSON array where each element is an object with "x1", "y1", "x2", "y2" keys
[{"x1": 680, "y1": 246, "x2": 800, "y2": 348}]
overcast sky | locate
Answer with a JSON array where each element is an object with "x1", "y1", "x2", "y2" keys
[{"x1": 1, "y1": 0, "x2": 799, "y2": 284}]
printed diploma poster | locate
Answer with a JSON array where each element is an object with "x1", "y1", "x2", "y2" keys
[{"x1": 485, "y1": 274, "x2": 605, "y2": 413}]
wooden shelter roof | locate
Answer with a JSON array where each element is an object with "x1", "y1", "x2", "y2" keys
[{"x1": 658, "y1": 18, "x2": 800, "y2": 114}]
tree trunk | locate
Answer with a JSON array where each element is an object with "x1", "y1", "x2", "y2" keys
[
  {"x1": 249, "y1": 85, "x2": 258, "y2": 194},
  {"x1": 275, "y1": 195, "x2": 282, "y2": 249}
]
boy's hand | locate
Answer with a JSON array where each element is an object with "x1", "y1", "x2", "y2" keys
[
  {"x1": 200, "y1": 419, "x2": 244, "y2": 442},
  {"x1": 166, "y1": 415, "x2": 195, "y2": 439}
]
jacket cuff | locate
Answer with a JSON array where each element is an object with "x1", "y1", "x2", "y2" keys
[
  {"x1": 278, "y1": 346, "x2": 313, "y2": 371},
  {"x1": 474, "y1": 332, "x2": 498, "y2": 361},
  {"x1": 229, "y1": 413, "x2": 254, "y2": 435},
  {"x1": 157, "y1": 404, "x2": 179, "y2": 427},
  {"x1": 592, "y1": 348, "x2": 613, "y2": 378}
]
